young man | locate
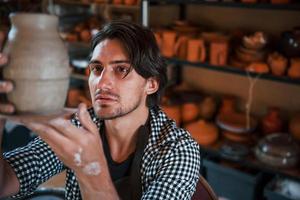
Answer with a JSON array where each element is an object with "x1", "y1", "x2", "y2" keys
[{"x1": 0, "y1": 21, "x2": 200, "y2": 200}]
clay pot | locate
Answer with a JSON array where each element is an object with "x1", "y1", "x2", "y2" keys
[
  {"x1": 288, "y1": 58, "x2": 300, "y2": 79},
  {"x1": 154, "y1": 31, "x2": 162, "y2": 50},
  {"x1": 267, "y1": 52, "x2": 288, "y2": 76},
  {"x1": 174, "y1": 35, "x2": 189, "y2": 60},
  {"x1": 289, "y1": 113, "x2": 300, "y2": 141},
  {"x1": 182, "y1": 102, "x2": 199, "y2": 123},
  {"x1": 161, "y1": 104, "x2": 181, "y2": 126},
  {"x1": 220, "y1": 95, "x2": 236, "y2": 114},
  {"x1": 199, "y1": 96, "x2": 217, "y2": 120},
  {"x1": 210, "y1": 39, "x2": 229, "y2": 66},
  {"x1": 186, "y1": 38, "x2": 206, "y2": 63},
  {"x1": 185, "y1": 120, "x2": 219, "y2": 146},
  {"x1": 222, "y1": 131, "x2": 252, "y2": 143},
  {"x1": 113, "y1": 0, "x2": 123, "y2": 4},
  {"x1": 246, "y1": 62, "x2": 270, "y2": 74},
  {"x1": 3, "y1": 13, "x2": 70, "y2": 114},
  {"x1": 262, "y1": 107, "x2": 283, "y2": 135},
  {"x1": 161, "y1": 30, "x2": 177, "y2": 58},
  {"x1": 124, "y1": 0, "x2": 137, "y2": 5}
]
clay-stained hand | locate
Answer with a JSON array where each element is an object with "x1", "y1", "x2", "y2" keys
[
  {"x1": 0, "y1": 53, "x2": 15, "y2": 114},
  {"x1": 23, "y1": 103, "x2": 118, "y2": 199}
]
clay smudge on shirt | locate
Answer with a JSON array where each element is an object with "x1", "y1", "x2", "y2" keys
[
  {"x1": 73, "y1": 148, "x2": 83, "y2": 166},
  {"x1": 83, "y1": 162, "x2": 101, "y2": 176}
]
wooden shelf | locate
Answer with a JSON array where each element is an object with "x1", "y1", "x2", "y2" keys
[
  {"x1": 201, "y1": 138, "x2": 300, "y2": 182},
  {"x1": 148, "y1": 0, "x2": 300, "y2": 11},
  {"x1": 166, "y1": 58, "x2": 300, "y2": 86}
]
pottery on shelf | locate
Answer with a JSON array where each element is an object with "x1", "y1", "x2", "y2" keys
[
  {"x1": 267, "y1": 52, "x2": 288, "y2": 76},
  {"x1": 262, "y1": 107, "x2": 283, "y2": 135},
  {"x1": 288, "y1": 58, "x2": 300, "y2": 79},
  {"x1": 255, "y1": 133, "x2": 300, "y2": 168},
  {"x1": 185, "y1": 119, "x2": 219, "y2": 146},
  {"x1": 289, "y1": 112, "x2": 300, "y2": 141},
  {"x1": 182, "y1": 102, "x2": 199, "y2": 124},
  {"x1": 198, "y1": 96, "x2": 217, "y2": 120},
  {"x1": 186, "y1": 38, "x2": 206, "y2": 63},
  {"x1": 3, "y1": 13, "x2": 70, "y2": 114}
]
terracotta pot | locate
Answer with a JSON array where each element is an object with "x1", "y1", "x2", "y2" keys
[
  {"x1": 222, "y1": 131, "x2": 252, "y2": 143},
  {"x1": 185, "y1": 120, "x2": 219, "y2": 146},
  {"x1": 154, "y1": 31, "x2": 162, "y2": 51},
  {"x1": 289, "y1": 113, "x2": 300, "y2": 141},
  {"x1": 199, "y1": 96, "x2": 217, "y2": 120},
  {"x1": 113, "y1": 0, "x2": 123, "y2": 4},
  {"x1": 161, "y1": 104, "x2": 181, "y2": 126},
  {"x1": 3, "y1": 13, "x2": 70, "y2": 114},
  {"x1": 262, "y1": 107, "x2": 283, "y2": 135},
  {"x1": 161, "y1": 30, "x2": 177, "y2": 58},
  {"x1": 288, "y1": 58, "x2": 300, "y2": 79},
  {"x1": 182, "y1": 102, "x2": 199, "y2": 123},
  {"x1": 174, "y1": 35, "x2": 189, "y2": 60},
  {"x1": 124, "y1": 0, "x2": 137, "y2": 5},
  {"x1": 246, "y1": 62, "x2": 270, "y2": 74},
  {"x1": 267, "y1": 52, "x2": 288, "y2": 76},
  {"x1": 210, "y1": 40, "x2": 229, "y2": 66},
  {"x1": 220, "y1": 95, "x2": 236, "y2": 114},
  {"x1": 187, "y1": 38, "x2": 206, "y2": 63}
]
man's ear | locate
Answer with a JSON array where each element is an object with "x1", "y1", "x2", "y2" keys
[{"x1": 146, "y1": 77, "x2": 159, "y2": 95}]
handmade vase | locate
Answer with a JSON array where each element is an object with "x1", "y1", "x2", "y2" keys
[
  {"x1": 3, "y1": 13, "x2": 70, "y2": 114},
  {"x1": 262, "y1": 107, "x2": 283, "y2": 135},
  {"x1": 288, "y1": 58, "x2": 300, "y2": 79},
  {"x1": 289, "y1": 112, "x2": 300, "y2": 141}
]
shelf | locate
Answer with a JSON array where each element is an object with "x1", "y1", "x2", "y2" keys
[
  {"x1": 166, "y1": 58, "x2": 300, "y2": 86},
  {"x1": 148, "y1": 0, "x2": 300, "y2": 11},
  {"x1": 200, "y1": 139, "x2": 300, "y2": 182}
]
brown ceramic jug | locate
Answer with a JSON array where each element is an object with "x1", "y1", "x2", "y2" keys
[
  {"x1": 174, "y1": 35, "x2": 189, "y2": 60},
  {"x1": 210, "y1": 40, "x2": 229, "y2": 66},
  {"x1": 289, "y1": 112, "x2": 300, "y2": 141},
  {"x1": 161, "y1": 30, "x2": 177, "y2": 58},
  {"x1": 262, "y1": 107, "x2": 283, "y2": 135},
  {"x1": 3, "y1": 13, "x2": 70, "y2": 114},
  {"x1": 288, "y1": 58, "x2": 300, "y2": 79},
  {"x1": 187, "y1": 38, "x2": 206, "y2": 63}
]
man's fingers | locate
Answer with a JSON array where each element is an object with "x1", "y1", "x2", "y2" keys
[
  {"x1": 0, "y1": 54, "x2": 8, "y2": 66},
  {"x1": 0, "y1": 81, "x2": 13, "y2": 93},
  {"x1": 26, "y1": 121, "x2": 69, "y2": 146},
  {"x1": 0, "y1": 103, "x2": 15, "y2": 114},
  {"x1": 78, "y1": 103, "x2": 99, "y2": 135}
]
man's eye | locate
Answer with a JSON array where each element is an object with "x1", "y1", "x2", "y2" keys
[
  {"x1": 89, "y1": 64, "x2": 103, "y2": 74},
  {"x1": 115, "y1": 66, "x2": 131, "y2": 77}
]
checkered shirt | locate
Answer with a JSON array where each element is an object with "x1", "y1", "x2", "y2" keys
[{"x1": 3, "y1": 107, "x2": 201, "y2": 200}]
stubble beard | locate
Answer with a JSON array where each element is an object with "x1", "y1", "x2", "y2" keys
[{"x1": 94, "y1": 94, "x2": 143, "y2": 120}]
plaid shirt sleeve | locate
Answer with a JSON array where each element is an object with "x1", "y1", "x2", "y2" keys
[
  {"x1": 3, "y1": 137, "x2": 65, "y2": 198},
  {"x1": 142, "y1": 137, "x2": 201, "y2": 200}
]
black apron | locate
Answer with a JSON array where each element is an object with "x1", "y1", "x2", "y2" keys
[{"x1": 114, "y1": 125, "x2": 149, "y2": 200}]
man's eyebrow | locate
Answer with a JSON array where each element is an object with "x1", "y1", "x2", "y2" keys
[{"x1": 88, "y1": 60, "x2": 130, "y2": 65}]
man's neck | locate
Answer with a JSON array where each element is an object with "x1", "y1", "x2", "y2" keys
[{"x1": 103, "y1": 105, "x2": 150, "y2": 163}]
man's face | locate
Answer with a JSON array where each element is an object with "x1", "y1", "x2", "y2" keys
[{"x1": 88, "y1": 39, "x2": 151, "y2": 120}]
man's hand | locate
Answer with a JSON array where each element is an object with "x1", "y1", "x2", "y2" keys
[
  {"x1": 0, "y1": 53, "x2": 15, "y2": 114},
  {"x1": 23, "y1": 103, "x2": 119, "y2": 199}
]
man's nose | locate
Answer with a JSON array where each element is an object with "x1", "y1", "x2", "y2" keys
[{"x1": 97, "y1": 68, "x2": 113, "y2": 90}]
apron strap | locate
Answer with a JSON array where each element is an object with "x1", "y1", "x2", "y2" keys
[{"x1": 130, "y1": 125, "x2": 149, "y2": 199}]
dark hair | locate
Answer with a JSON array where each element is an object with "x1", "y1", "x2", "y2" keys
[{"x1": 91, "y1": 20, "x2": 167, "y2": 108}]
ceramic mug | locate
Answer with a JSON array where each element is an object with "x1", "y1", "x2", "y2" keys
[{"x1": 187, "y1": 38, "x2": 206, "y2": 63}]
